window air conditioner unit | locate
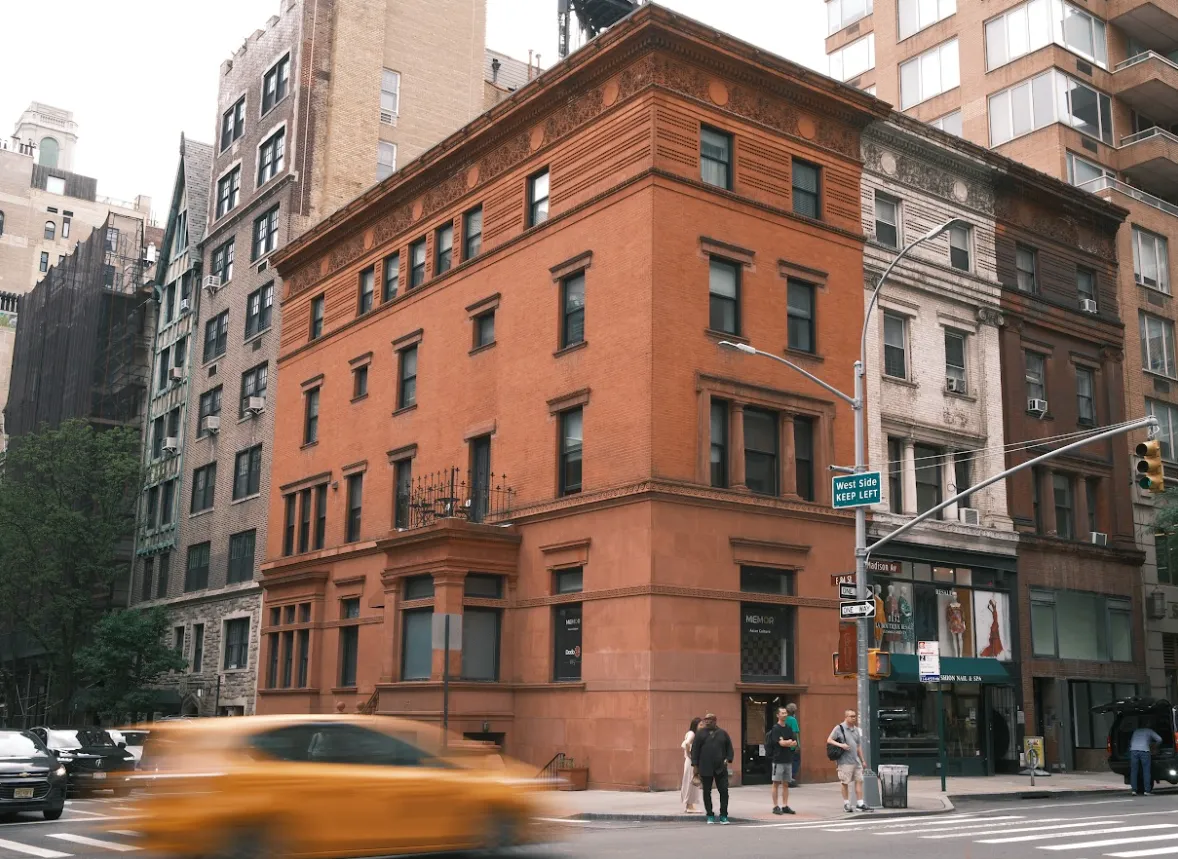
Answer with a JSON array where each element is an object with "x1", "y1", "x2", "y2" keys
[
  {"x1": 1090, "y1": 531, "x2": 1108, "y2": 546},
  {"x1": 1028, "y1": 398, "x2": 1048, "y2": 415},
  {"x1": 169, "y1": 367, "x2": 183, "y2": 382},
  {"x1": 202, "y1": 415, "x2": 221, "y2": 434},
  {"x1": 162, "y1": 437, "x2": 179, "y2": 455},
  {"x1": 203, "y1": 275, "x2": 222, "y2": 293},
  {"x1": 247, "y1": 396, "x2": 266, "y2": 415},
  {"x1": 958, "y1": 507, "x2": 981, "y2": 526},
  {"x1": 946, "y1": 376, "x2": 967, "y2": 394},
  {"x1": 380, "y1": 110, "x2": 397, "y2": 126},
  {"x1": 180, "y1": 298, "x2": 191, "y2": 314},
  {"x1": 1079, "y1": 298, "x2": 1098, "y2": 314}
]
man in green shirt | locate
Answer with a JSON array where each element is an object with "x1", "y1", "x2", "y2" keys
[{"x1": 786, "y1": 702, "x2": 801, "y2": 787}]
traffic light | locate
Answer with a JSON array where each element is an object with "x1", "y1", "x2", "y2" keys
[
  {"x1": 868, "y1": 649, "x2": 891, "y2": 679},
  {"x1": 832, "y1": 652, "x2": 855, "y2": 677},
  {"x1": 1137, "y1": 440, "x2": 1165, "y2": 493}
]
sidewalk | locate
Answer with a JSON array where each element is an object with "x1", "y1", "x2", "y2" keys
[{"x1": 559, "y1": 770, "x2": 1131, "y2": 823}]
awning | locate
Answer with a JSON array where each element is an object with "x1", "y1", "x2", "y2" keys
[{"x1": 888, "y1": 654, "x2": 1012, "y2": 684}]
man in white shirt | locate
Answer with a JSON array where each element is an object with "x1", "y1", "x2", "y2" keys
[{"x1": 1129, "y1": 726, "x2": 1162, "y2": 796}]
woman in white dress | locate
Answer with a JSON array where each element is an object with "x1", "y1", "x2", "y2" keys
[{"x1": 680, "y1": 717, "x2": 703, "y2": 812}]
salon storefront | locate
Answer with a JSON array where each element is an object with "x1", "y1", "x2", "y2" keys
[{"x1": 867, "y1": 543, "x2": 1022, "y2": 777}]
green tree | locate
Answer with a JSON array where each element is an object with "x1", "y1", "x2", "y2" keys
[
  {"x1": 0, "y1": 420, "x2": 141, "y2": 721},
  {"x1": 76, "y1": 607, "x2": 186, "y2": 723},
  {"x1": 1153, "y1": 487, "x2": 1178, "y2": 535}
]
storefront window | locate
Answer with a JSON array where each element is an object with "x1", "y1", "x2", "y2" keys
[
  {"x1": 1033, "y1": 589, "x2": 1132, "y2": 662},
  {"x1": 740, "y1": 566, "x2": 795, "y2": 595},
  {"x1": 740, "y1": 603, "x2": 794, "y2": 682},
  {"x1": 878, "y1": 682, "x2": 982, "y2": 760},
  {"x1": 1072, "y1": 681, "x2": 1138, "y2": 748}
]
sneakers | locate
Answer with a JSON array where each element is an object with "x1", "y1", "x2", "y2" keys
[
  {"x1": 781, "y1": 806, "x2": 796, "y2": 815},
  {"x1": 706, "y1": 815, "x2": 716, "y2": 824},
  {"x1": 772, "y1": 806, "x2": 783, "y2": 815},
  {"x1": 719, "y1": 815, "x2": 731, "y2": 825},
  {"x1": 844, "y1": 801, "x2": 853, "y2": 813},
  {"x1": 856, "y1": 801, "x2": 870, "y2": 812}
]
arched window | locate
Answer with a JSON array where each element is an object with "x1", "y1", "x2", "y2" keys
[
  {"x1": 44, "y1": 220, "x2": 55, "y2": 241},
  {"x1": 0, "y1": 210, "x2": 5, "y2": 237},
  {"x1": 38, "y1": 138, "x2": 59, "y2": 168}
]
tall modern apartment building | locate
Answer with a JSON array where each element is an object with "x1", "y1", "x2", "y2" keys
[
  {"x1": 827, "y1": 0, "x2": 1171, "y2": 771},
  {"x1": 131, "y1": 0, "x2": 489, "y2": 717}
]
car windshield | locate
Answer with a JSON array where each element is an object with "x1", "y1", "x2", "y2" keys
[
  {"x1": 45, "y1": 730, "x2": 81, "y2": 750},
  {"x1": 77, "y1": 729, "x2": 116, "y2": 748},
  {"x1": 0, "y1": 733, "x2": 43, "y2": 757},
  {"x1": 120, "y1": 732, "x2": 148, "y2": 745}
]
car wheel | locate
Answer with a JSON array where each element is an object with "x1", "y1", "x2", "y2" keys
[{"x1": 43, "y1": 807, "x2": 64, "y2": 821}]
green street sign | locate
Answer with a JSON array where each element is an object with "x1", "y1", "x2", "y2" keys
[{"x1": 832, "y1": 471, "x2": 882, "y2": 509}]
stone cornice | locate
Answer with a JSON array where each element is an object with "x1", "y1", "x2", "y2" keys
[{"x1": 865, "y1": 121, "x2": 996, "y2": 189}]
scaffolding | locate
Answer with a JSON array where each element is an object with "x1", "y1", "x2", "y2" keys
[{"x1": 5, "y1": 212, "x2": 155, "y2": 440}]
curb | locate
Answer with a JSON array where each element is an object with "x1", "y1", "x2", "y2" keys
[
  {"x1": 951, "y1": 787, "x2": 1143, "y2": 802},
  {"x1": 570, "y1": 803, "x2": 956, "y2": 824}
]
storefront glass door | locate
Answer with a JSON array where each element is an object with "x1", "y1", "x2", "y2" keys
[{"x1": 741, "y1": 693, "x2": 787, "y2": 785}]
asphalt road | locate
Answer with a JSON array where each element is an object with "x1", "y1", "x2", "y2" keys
[{"x1": 3, "y1": 793, "x2": 1177, "y2": 858}]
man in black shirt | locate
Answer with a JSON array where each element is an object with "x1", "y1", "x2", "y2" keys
[
  {"x1": 691, "y1": 712, "x2": 735, "y2": 824},
  {"x1": 766, "y1": 706, "x2": 797, "y2": 814}
]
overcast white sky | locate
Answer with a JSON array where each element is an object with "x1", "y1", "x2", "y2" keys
[{"x1": 0, "y1": 1, "x2": 826, "y2": 220}]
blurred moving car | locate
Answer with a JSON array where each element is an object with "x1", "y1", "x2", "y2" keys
[
  {"x1": 127, "y1": 715, "x2": 562, "y2": 857},
  {"x1": 29, "y1": 727, "x2": 135, "y2": 795},
  {"x1": 109, "y1": 728, "x2": 150, "y2": 768},
  {"x1": 0, "y1": 730, "x2": 67, "y2": 819}
]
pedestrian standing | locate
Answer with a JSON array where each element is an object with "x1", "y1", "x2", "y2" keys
[
  {"x1": 766, "y1": 707, "x2": 797, "y2": 815},
  {"x1": 691, "y1": 712, "x2": 734, "y2": 825},
  {"x1": 827, "y1": 709, "x2": 869, "y2": 813},
  {"x1": 680, "y1": 717, "x2": 703, "y2": 813},
  {"x1": 1129, "y1": 724, "x2": 1161, "y2": 796},
  {"x1": 785, "y1": 702, "x2": 801, "y2": 787}
]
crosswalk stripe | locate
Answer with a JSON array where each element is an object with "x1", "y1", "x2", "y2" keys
[
  {"x1": 1110, "y1": 846, "x2": 1178, "y2": 858},
  {"x1": 0, "y1": 839, "x2": 70, "y2": 859},
  {"x1": 980, "y1": 824, "x2": 1178, "y2": 845},
  {"x1": 106, "y1": 832, "x2": 140, "y2": 838},
  {"x1": 794, "y1": 813, "x2": 1024, "y2": 832},
  {"x1": 1040, "y1": 832, "x2": 1178, "y2": 851},
  {"x1": 46, "y1": 834, "x2": 139, "y2": 852},
  {"x1": 917, "y1": 819, "x2": 1124, "y2": 839}
]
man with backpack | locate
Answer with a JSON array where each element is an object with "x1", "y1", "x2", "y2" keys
[
  {"x1": 827, "y1": 709, "x2": 868, "y2": 813},
  {"x1": 691, "y1": 712, "x2": 735, "y2": 824},
  {"x1": 766, "y1": 707, "x2": 797, "y2": 815}
]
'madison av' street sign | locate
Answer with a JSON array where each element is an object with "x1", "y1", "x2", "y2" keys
[{"x1": 832, "y1": 471, "x2": 882, "y2": 509}]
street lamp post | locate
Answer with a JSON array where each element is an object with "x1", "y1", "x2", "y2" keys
[{"x1": 721, "y1": 217, "x2": 965, "y2": 805}]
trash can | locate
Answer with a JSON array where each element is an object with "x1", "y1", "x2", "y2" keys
[{"x1": 877, "y1": 764, "x2": 909, "y2": 809}]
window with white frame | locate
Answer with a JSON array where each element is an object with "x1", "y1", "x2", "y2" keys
[
  {"x1": 899, "y1": 39, "x2": 959, "y2": 109},
  {"x1": 930, "y1": 111, "x2": 963, "y2": 136},
  {"x1": 257, "y1": 127, "x2": 285, "y2": 186},
  {"x1": 874, "y1": 192, "x2": 900, "y2": 248},
  {"x1": 380, "y1": 69, "x2": 400, "y2": 121},
  {"x1": 899, "y1": 0, "x2": 956, "y2": 40},
  {"x1": 377, "y1": 142, "x2": 397, "y2": 181},
  {"x1": 1133, "y1": 227, "x2": 1170, "y2": 293},
  {"x1": 883, "y1": 312, "x2": 907, "y2": 379},
  {"x1": 828, "y1": 33, "x2": 875, "y2": 82},
  {"x1": 1141, "y1": 311, "x2": 1177, "y2": 378},
  {"x1": 945, "y1": 329, "x2": 967, "y2": 393},
  {"x1": 827, "y1": 0, "x2": 873, "y2": 35},
  {"x1": 988, "y1": 69, "x2": 1112, "y2": 146},
  {"x1": 949, "y1": 223, "x2": 971, "y2": 271},
  {"x1": 1025, "y1": 351, "x2": 1047, "y2": 402},
  {"x1": 985, "y1": 0, "x2": 1107, "y2": 71},
  {"x1": 1147, "y1": 398, "x2": 1178, "y2": 461},
  {"x1": 1066, "y1": 152, "x2": 1114, "y2": 189}
]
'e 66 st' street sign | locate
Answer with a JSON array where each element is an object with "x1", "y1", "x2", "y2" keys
[{"x1": 832, "y1": 471, "x2": 882, "y2": 508}]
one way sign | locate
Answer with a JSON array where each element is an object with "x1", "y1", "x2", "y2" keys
[{"x1": 839, "y1": 599, "x2": 876, "y2": 619}]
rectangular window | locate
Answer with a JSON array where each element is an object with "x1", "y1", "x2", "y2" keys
[
  {"x1": 401, "y1": 609, "x2": 433, "y2": 681},
  {"x1": 233, "y1": 445, "x2": 263, "y2": 500},
  {"x1": 405, "y1": 575, "x2": 435, "y2": 601},
  {"x1": 410, "y1": 238, "x2": 426, "y2": 288},
  {"x1": 554, "y1": 567, "x2": 584, "y2": 595},
  {"x1": 221, "y1": 96, "x2": 245, "y2": 151},
  {"x1": 710, "y1": 399, "x2": 728, "y2": 488},
  {"x1": 262, "y1": 53, "x2": 290, "y2": 114},
  {"x1": 383, "y1": 253, "x2": 400, "y2": 302},
  {"x1": 708, "y1": 257, "x2": 740, "y2": 335},
  {"x1": 174, "y1": 626, "x2": 185, "y2": 660},
  {"x1": 267, "y1": 634, "x2": 279, "y2": 688},
  {"x1": 280, "y1": 630, "x2": 294, "y2": 687},
  {"x1": 191, "y1": 463, "x2": 216, "y2": 513},
  {"x1": 435, "y1": 223, "x2": 453, "y2": 275},
  {"x1": 741, "y1": 567, "x2": 795, "y2": 595},
  {"x1": 283, "y1": 495, "x2": 296, "y2": 556},
  {"x1": 985, "y1": 0, "x2": 1106, "y2": 71},
  {"x1": 1031, "y1": 591, "x2": 1058, "y2": 657},
  {"x1": 1025, "y1": 351, "x2": 1046, "y2": 402},
  {"x1": 397, "y1": 345, "x2": 417, "y2": 409},
  {"x1": 252, "y1": 205, "x2": 279, "y2": 260},
  {"x1": 203, "y1": 310, "x2": 229, "y2": 362},
  {"x1": 1134, "y1": 227, "x2": 1170, "y2": 293},
  {"x1": 345, "y1": 473, "x2": 363, "y2": 543},
  {"x1": 465, "y1": 574, "x2": 504, "y2": 599},
  {"x1": 377, "y1": 142, "x2": 397, "y2": 181},
  {"x1": 1053, "y1": 473, "x2": 1075, "y2": 540},
  {"x1": 1086, "y1": 477, "x2": 1098, "y2": 535},
  {"x1": 353, "y1": 364, "x2": 369, "y2": 399},
  {"x1": 474, "y1": 310, "x2": 495, "y2": 349},
  {"x1": 305, "y1": 295, "x2": 324, "y2": 342},
  {"x1": 740, "y1": 602, "x2": 795, "y2": 681},
  {"x1": 464, "y1": 206, "x2": 483, "y2": 259},
  {"x1": 828, "y1": 0, "x2": 874, "y2": 34},
  {"x1": 240, "y1": 363, "x2": 268, "y2": 416},
  {"x1": 357, "y1": 266, "x2": 374, "y2": 315},
  {"x1": 339, "y1": 626, "x2": 359, "y2": 687},
  {"x1": 1016, "y1": 244, "x2": 1038, "y2": 293},
  {"x1": 1147, "y1": 399, "x2": 1178, "y2": 461},
  {"x1": 1076, "y1": 367, "x2": 1096, "y2": 425},
  {"x1": 141, "y1": 557, "x2": 154, "y2": 602},
  {"x1": 245, "y1": 282, "x2": 274, "y2": 338},
  {"x1": 160, "y1": 479, "x2": 176, "y2": 526},
  {"x1": 528, "y1": 169, "x2": 550, "y2": 227},
  {"x1": 215, "y1": 166, "x2": 240, "y2": 218},
  {"x1": 39, "y1": 252, "x2": 48, "y2": 273},
  {"x1": 224, "y1": 617, "x2": 250, "y2": 670},
  {"x1": 787, "y1": 279, "x2": 815, "y2": 353},
  {"x1": 559, "y1": 407, "x2": 583, "y2": 496},
  {"x1": 462, "y1": 609, "x2": 501, "y2": 681},
  {"x1": 989, "y1": 69, "x2": 1112, "y2": 146},
  {"x1": 1076, "y1": 266, "x2": 1096, "y2": 306},
  {"x1": 197, "y1": 386, "x2": 223, "y2": 437},
  {"x1": 792, "y1": 159, "x2": 821, "y2": 218},
  {"x1": 1067, "y1": 152, "x2": 1114, "y2": 189},
  {"x1": 914, "y1": 444, "x2": 943, "y2": 517},
  {"x1": 469, "y1": 435, "x2": 492, "y2": 524},
  {"x1": 227, "y1": 530, "x2": 256, "y2": 584},
  {"x1": 888, "y1": 437, "x2": 904, "y2": 513},
  {"x1": 298, "y1": 488, "x2": 311, "y2": 553},
  {"x1": 945, "y1": 330, "x2": 967, "y2": 393},
  {"x1": 191, "y1": 624, "x2": 205, "y2": 673},
  {"x1": 700, "y1": 126, "x2": 733, "y2": 189},
  {"x1": 954, "y1": 452, "x2": 972, "y2": 500},
  {"x1": 883, "y1": 312, "x2": 907, "y2": 379},
  {"x1": 874, "y1": 192, "x2": 900, "y2": 248},
  {"x1": 561, "y1": 272, "x2": 586, "y2": 348},
  {"x1": 930, "y1": 110, "x2": 963, "y2": 136},
  {"x1": 381, "y1": 68, "x2": 400, "y2": 116},
  {"x1": 146, "y1": 486, "x2": 160, "y2": 528},
  {"x1": 302, "y1": 388, "x2": 319, "y2": 445},
  {"x1": 158, "y1": 346, "x2": 172, "y2": 391},
  {"x1": 184, "y1": 542, "x2": 210, "y2": 592},
  {"x1": 211, "y1": 238, "x2": 235, "y2": 283},
  {"x1": 314, "y1": 484, "x2": 327, "y2": 550},
  {"x1": 257, "y1": 127, "x2": 285, "y2": 186},
  {"x1": 948, "y1": 224, "x2": 971, "y2": 271},
  {"x1": 898, "y1": 0, "x2": 955, "y2": 39},
  {"x1": 1158, "y1": 534, "x2": 1173, "y2": 585},
  {"x1": 296, "y1": 628, "x2": 309, "y2": 687},
  {"x1": 157, "y1": 553, "x2": 170, "y2": 599},
  {"x1": 899, "y1": 38, "x2": 959, "y2": 109},
  {"x1": 553, "y1": 603, "x2": 582, "y2": 681},
  {"x1": 394, "y1": 459, "x2": 413, "y2": 529},
  {"x1": 1141, "y1": 312, "x2": 1177, "y2": 378},
  {"x1": 794, "y1": 416, "x2": 815, "y2": 501},
  {"x1": 744, "y1": 408, "x2": 779, "y2": 497},
  {"x1": 828, "y1": 33, "x2": 876, "y2": 82}
]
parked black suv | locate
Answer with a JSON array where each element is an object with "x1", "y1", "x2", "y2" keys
[
  {"x1": 29, "y1": 727, "x2": 135, "y2": 796},
  {"x1": 0, "y1": 730, "x2": 67, "y2": 819},
  {"x1": 1096, "y1": 697, "x2": 1178, "y2": 786}
]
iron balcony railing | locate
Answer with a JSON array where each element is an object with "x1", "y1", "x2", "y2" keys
[{"x1": 399, "y1": 467, "x2": 514, "y2": 531}]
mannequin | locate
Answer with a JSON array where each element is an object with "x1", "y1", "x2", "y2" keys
[{"x1": 946, "y1": 591, "x2": 966, "y2": 657}]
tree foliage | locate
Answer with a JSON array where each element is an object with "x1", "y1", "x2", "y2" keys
[
  {"x1": 1153, "y1": 487, "x2": 1178, "y2": 536},
  {"x1": 0, "y1": 420, "x2": 142, "y2": 720},
  {"x1": 76, "y1": 607, "x2": 186, "y2": 723}
]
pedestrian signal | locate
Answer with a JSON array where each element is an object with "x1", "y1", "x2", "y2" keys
[{"x1": 868, "y1": 649, "x2": 891, "y2": 679}]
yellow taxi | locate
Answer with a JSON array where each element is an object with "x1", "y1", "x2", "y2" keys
[{"x1": 122, "y1": 714, "x2": 564, "y2": 857}]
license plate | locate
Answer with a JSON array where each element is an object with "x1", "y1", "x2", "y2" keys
[
  {"x1": 90, "y1": 772, "x2": 106, "y2": 781},
  {"x1": 13, "y1": 788, "x2": 34, "y2": 799}
]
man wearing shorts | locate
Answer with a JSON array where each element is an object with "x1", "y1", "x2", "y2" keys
[
  {"x1": 766, "y1": 707, "x2": 797, "y2": 814},
  {"x1": 827, "y1": 709, "x2": 868, "y2": 812}
]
